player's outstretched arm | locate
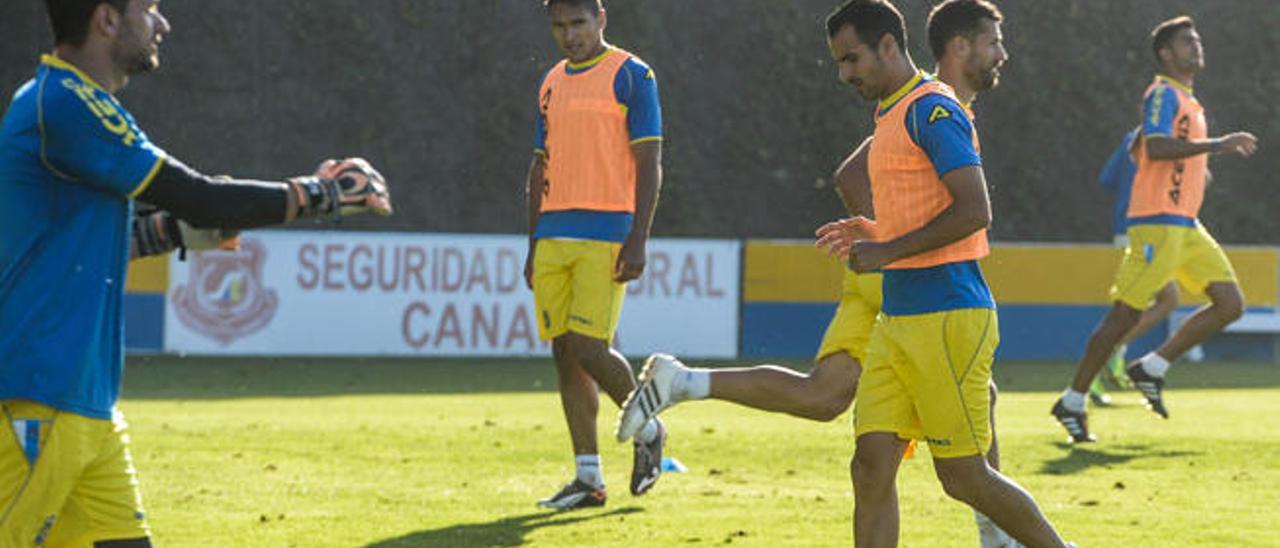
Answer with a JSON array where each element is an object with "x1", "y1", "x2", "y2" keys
[
  {"x1": 136, "y1": 156, "x2": 391, "y2": 231},
  {"x1": 1145, "y1": 132, "x2": 1258, "y2": 160},
  {"x1": 833, "y1": 136, "x2": 874, "y2": 218}
]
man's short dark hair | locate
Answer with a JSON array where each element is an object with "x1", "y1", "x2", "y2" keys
[
  {"x1": 825, "y1": 0, "x2": 908, "y2": 53},
  {"x1": 45, "y1": 0, "x2": 130, "y2": 46},
  {"x1": 1151, "y1": 15, "x2": 1195, "y2": 64},
  {"x1": 927, "y1": 0, "x2": 1003, "y2": 60},
  {"x1": 543, "y1": 0, "x2": 603, "y2": 14}
]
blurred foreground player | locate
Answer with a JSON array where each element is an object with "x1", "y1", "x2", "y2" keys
[
  {"x1": 618, "y1": 2, "x2": 1022, "y2": 545},
  {"x1": 0, "y1": 1, "x2": 391, "y2": 545}
]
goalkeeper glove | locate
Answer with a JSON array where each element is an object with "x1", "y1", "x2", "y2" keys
[
  {"x1": 131, "y1": 211, "x2": 240, "y2": 260},
  {"x1": 288, "y1": 158, "x2": 392, "y2": 219}
]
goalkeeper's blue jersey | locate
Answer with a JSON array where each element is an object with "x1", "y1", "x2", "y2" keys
[{"x1": 0, "y1": 55, "x2": 165, "y2": 419}]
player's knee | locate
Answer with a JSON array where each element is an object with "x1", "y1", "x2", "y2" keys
[
  {"x1": 806, "y1": 355, "x2": 858, "y2": 421},
  {"x1": 563, "y1": 333, "x2": 606, "y2": 365},
  {"x1": 1212, "y1": 289, "x2": 1245, "y2": 322},
  {"x1": 935, "y1": 466, "x2": 984, "y2": 505},
  {"x1": 850, "y1": 449, "x2": 894, "y2": 490},
  {"x1": 552, "y1": 337, "x2": 572, "y2": 360},
  {"x1": 808, "y1": 385, "x2": 855, "y2": 421},
  {"x1": 1097, "y1": 308, "x2": 1140, "y2": 340}
]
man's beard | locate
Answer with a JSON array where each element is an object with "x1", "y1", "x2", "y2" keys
[
  {"x1": 968, "y1": 63, "x2": 998, "y2": 92},
  {"x1": 113, "y1": 27, "x2": 159, "y2": 75}
]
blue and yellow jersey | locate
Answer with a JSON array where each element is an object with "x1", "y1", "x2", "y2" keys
[
  {"x1": 1098, "y1": 128, "x2": 1140, "y2": 236},
  {"x1": 875, "y1": 78, "x2": 981, "y2": 177},
  {"x1": 0, "y1": 55, "x2": 165, "y2": 419},
  {"x1": 1141, "y1": 79, "x2": 1183, "y2": 139},
  {"x1": 532, "y1": 48, "x2": 662, "y2": 243},
  {"x1": 868, "y1": 74, "x2": 993, "y2": 316},
  {"x1": 1129, "y1": 75, "x2": 1208, "y2": 223}
]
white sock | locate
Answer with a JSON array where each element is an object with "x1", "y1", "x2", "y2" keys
[
  {"x1": 635, "y1": 418, "x2": 662, "y2": 444},
  {"x1": 1140, "y1": 352, "x2": 1171, "y2": 378},
  {"x1": 574, "y1": 454, "x2": 603, "y2": 488},
  {"x1": 1061, "y1": 389, "x2": 1087, "y2": 413},
  {"x1": 974, "y1": 511, "x2": 1017, "y2": 548},
  {"x1": 1113, "y1": 343, "x2": 1128, "y2": 361},
  {"x1": 680, "y1": 369, "x2": 711, "y2": 400}
]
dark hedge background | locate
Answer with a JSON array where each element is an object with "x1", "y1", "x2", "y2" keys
[{"x1": 2, "y1": 1, "x2": 1276, "y2": 242}]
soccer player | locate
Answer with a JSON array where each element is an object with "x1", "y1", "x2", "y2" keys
[
  {"x1": 1051, "y1": 15, "x2": 1258, "y2": 443},
  {"x1": 525, "y1": 0, "x2": 667, "y2": 510},
  {"x1": 0, "y1": 1, "x2": 392, "y2": 545},
  {"x1": 1096, "y1": 128, "x2": 1180, "y2": 396},
  {"x1": 815, "y1": 1, "x2": 1069, "y2": 545},
  {"x1": 617, "y1": 2, "x2": 1021, "y2": 545}
]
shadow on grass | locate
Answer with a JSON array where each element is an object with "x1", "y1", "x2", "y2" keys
[
  {"x1": 365, "y1": 507, "x2": 643, "y2": 547},
  {"x1": 1038, "y1": 442, "x2": 1202, "y2": 475},
  {"x1": 123, "y1": 356, "x2": 562, "y2": 400}
]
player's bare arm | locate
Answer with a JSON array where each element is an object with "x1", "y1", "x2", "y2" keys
[
  {"x1": 847, "y1": 165, "x2": 991, "y2": 272},
  {"x1": 833, "y1": 136, "x2": 874, "y2": 217},
  {"x1": 615, "y1": 140, "x2": 662, "y2": 282},
  {"x1": 524, "y1": 153, "x2": 547, "y2": 289},
  {"x1": 1145, "y1": 131, "x2": 1258, "y2": 160}
]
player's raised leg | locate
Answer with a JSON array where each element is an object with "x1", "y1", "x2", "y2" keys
[
  {"x1": 1127, "y1": 279, "x2": 1243, "y2": 418},
  {"x1": 617, "y1": 350, "x2": 861, "y2": 443},
  {"x1": 617, "y1": 271, "x2": 876, "y2": 441}
]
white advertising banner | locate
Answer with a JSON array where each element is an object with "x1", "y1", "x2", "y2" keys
[{"x1": 165, "y1": 231, "x2": 739, "y2": 358}]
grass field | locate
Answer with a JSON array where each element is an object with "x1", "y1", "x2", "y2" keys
[{"x1": 119, "y1": 356, "x2": 1280, "y2": 547}]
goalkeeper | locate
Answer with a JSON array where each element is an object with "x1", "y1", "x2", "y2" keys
[{"x1": 0, "y1": 1, "x2": 391, "y2": 546}]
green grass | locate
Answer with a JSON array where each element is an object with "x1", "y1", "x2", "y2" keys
[{"x1": 120, "y1": 357, "x2": 1280, "y2": 547}]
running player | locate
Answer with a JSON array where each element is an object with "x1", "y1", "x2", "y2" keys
[
  {"x1": 0, "y1": 1, "x2": 391, "y2": 545},
  {"x1": 616, "y1": 2, "x2": 1019, "y2": 545},
  {"x1": 1097, "y1": 128, "x2": 1180, "y2": 396},
  {"x1": 816, "y1": 1, "x2": 1068, "y2": 545},
  {"x1": 526, "y1": 0, "x2": 668, "y2": 510},
  {"x1": 1052, "y1": 15, "x2": 1258, "y2": 443}
]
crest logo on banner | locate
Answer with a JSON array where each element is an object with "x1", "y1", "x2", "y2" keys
[{"x1": 172, "y1": 238, "x2": 278, "y2": 345}]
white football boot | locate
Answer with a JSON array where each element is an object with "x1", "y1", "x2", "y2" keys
[{"x1": 616, "y1": 353, "x2": 687, "y2": 442}]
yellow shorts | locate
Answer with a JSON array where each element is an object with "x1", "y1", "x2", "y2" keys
[
  {"x1": 816, "y1": 270, "x2": 882, "y2": 362},
  {"x1": 1111, "y1": 222, "x2": 1237, "y2": 310},
  {"x1": 532, "y1": 239, "x2": 628, "y2": 341},
  {"x1": 855, "y1": 308, "x2": 998, "y2": 458},
  {"x1": 1, "y1": 401, "x2": 149, "y2": 547}
]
